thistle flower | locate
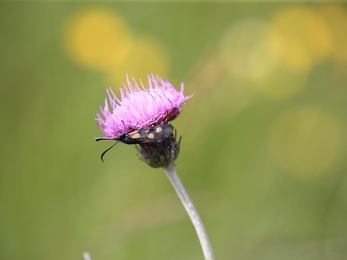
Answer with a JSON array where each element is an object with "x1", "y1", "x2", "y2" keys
[
  {"x1": 96, "y1": 74, "x2": 193, "y2": 140},
  {"x1": 94, "y1": 75, "x2": 215, "y2": 260}
]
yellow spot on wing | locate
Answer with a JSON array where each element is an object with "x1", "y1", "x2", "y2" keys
[
  {"x1": 129, "y1": 132, "x2": 141, "y2": 139},
  {"x1": 155, "y1": 126, "x2": 162, "y2": 133}
]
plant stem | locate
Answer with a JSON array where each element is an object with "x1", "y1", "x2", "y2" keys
[{"x1": 163, "y1": 163, "x2": 215, "y2": 260}]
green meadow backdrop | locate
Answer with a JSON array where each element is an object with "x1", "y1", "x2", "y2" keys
[{"x1": 1, "y1": 3, "x2": 347, "y2": 260}]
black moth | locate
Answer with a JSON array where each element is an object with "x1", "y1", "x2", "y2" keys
[{"x1": 96, "y1": 124, "x2": 174, "y2": 162}]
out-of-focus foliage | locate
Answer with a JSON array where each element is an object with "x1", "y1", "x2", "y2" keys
[{"x1": 1, "y1": 3, "x2": 347, "y2": 260}]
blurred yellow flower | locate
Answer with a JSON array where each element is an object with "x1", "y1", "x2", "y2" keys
[
  {"x1": 64, "y1": 9, "x2": 133, "y2": 70},
  {"x1": 220, "y1": 18, "x2": 280, "y2": 79},
  {"x1": 63, "y1": 8, "x2": 170, "y2": 87},
  {"x1": 252, "y1": 63, "x2": 308, "y2": 100},
  {"x1": 272, "y1": 7, "x2": 332, "y2": 72},
  {"x1": 319, "y1": 5, "x2": 347, "y2": 62}
]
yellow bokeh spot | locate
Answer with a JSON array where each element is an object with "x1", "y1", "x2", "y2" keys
[
  {"x1": 272, "y1": 7, "x2": 332, "y2": 72},
  {"x1": 252, "y1": 63, "x2": 307, "y2": 100},
  {"x1": 220, "y1": 18, "x2": 280, "y2": 79},
  {"x1": 269, "y1": 106, "x2": 344, "y2": 179},
  {"x1": 106, "y1": 37, "x2": 170, "y2": 86},
  {"x1": 64, "y1": 9, "x2": 133, "y2": 70},
  {"x1": 319, "y1": 5, "x2": 347, "y2": 62}
]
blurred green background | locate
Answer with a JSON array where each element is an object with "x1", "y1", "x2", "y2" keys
[{"x1": 1, "y1": 2, "x2": 347, "y2": 260}]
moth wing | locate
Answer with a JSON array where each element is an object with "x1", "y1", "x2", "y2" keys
[{"x1": 152, "y1": 124, "x2": 174, "y2": 141}]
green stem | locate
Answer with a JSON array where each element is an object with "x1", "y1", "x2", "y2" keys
[{"x1": 163, "y1": 163, "x2": 215, "y2": 260}]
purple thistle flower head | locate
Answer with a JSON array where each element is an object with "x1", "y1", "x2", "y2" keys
[{"x1": 96, "y1": 75, "x2": 193, "y2": 140}]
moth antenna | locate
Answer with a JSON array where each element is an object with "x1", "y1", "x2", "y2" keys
[
  {"x1": 95, "y1": 137, "x2": 115, "y2": 141},
  {"x1": 100, "y1": 140, "x2": 120, "y2": 163}
]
